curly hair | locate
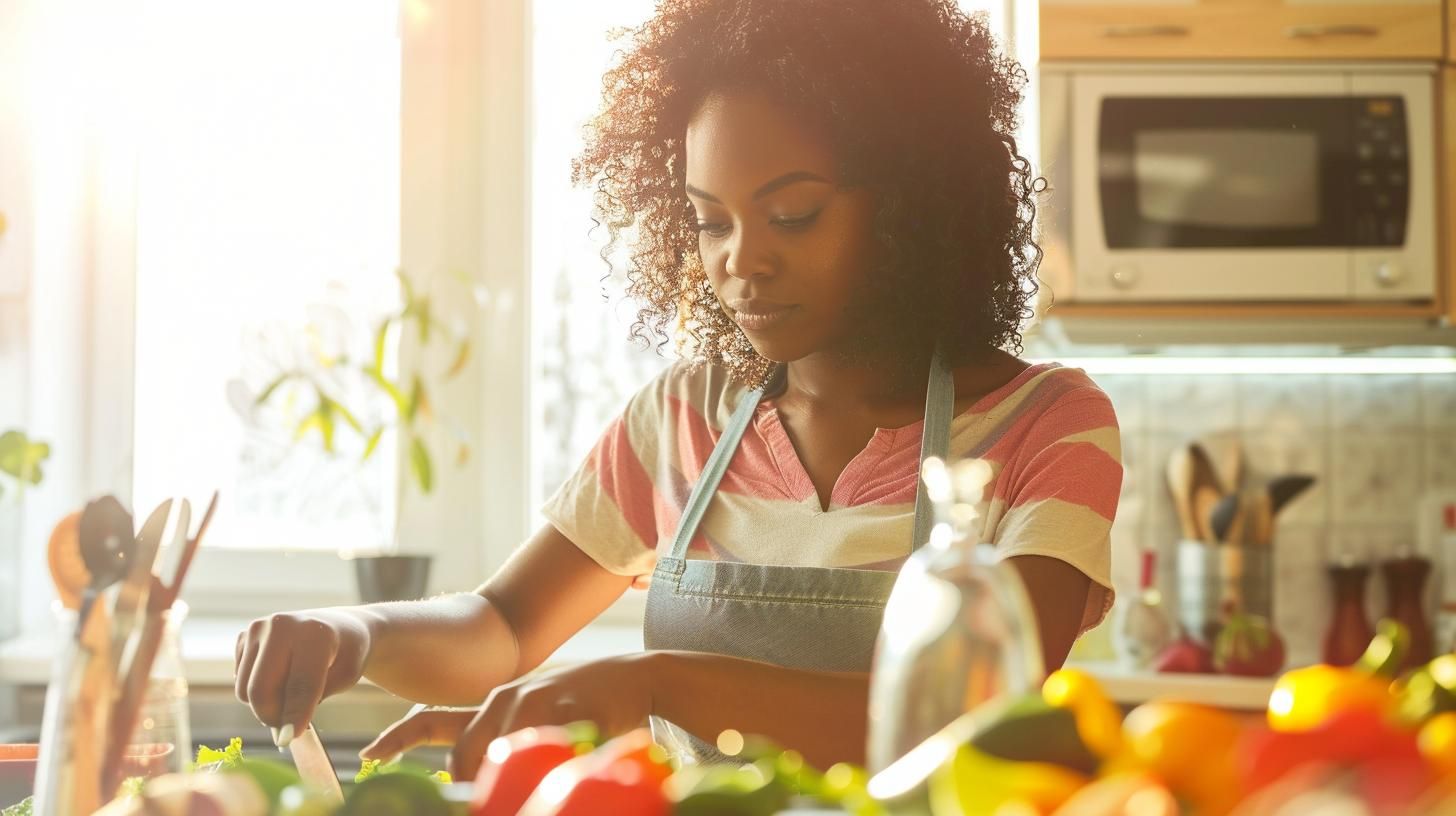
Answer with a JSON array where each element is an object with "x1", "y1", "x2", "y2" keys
[{"x1": 572, "y1": 0, "x2": 1045, "y2": 388}]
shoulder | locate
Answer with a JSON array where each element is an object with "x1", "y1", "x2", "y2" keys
[
  {"x1": 625, "y1": 360, "x2": 754, "y2": 431},
  {"x1": 987, "y1": 362, "x2": 1116, "y2": 423}
]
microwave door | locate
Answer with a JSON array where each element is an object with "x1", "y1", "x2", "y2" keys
[{"x1": 1097, "y1": 96, "x2": 1353, "y2": 252}]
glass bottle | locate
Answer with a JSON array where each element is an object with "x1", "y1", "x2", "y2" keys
[{"x1": 866, "y1": 458, "x2": 1045, "y2": 774}]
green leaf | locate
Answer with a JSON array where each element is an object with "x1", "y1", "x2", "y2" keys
[
  {"x1": 395, "y1": 267, "x2": 416, "y2": 308},
  {"x1": 294, "y1": 407, "x2": 336, "y2": 453},
  {"x1": 362, "y1": 427, "x2": 385, "y2": 462},
  {"x1": 366, "y1": 366, "x2": 408, "y2": 417},
  {"x1": 0, "y1": 430, "x2": 49, "y2": 486},
  {"x1": 445, "y1": 337, "x2": 471, "y2": 380},
  {"x1": 195, "y1": 737, "x2": 245, "y2": 770},
  {"x1": 416, "y1": 298, "x2": 433, "y2": 344},
  {"x1": 253, "y1": 373, "x2": 295, "y2": 407},
  {"x1": 405, "y1": 375, "x2": 424, "y2": 423},
  {"x1": 409, "y1": 436, "x2": 434, "y2": 494},
  {"x1": 371, "y1": 317, "x2": 394, "y2": 377},
  {"x1": 326, "y1": 396, "x2": 364, "y2": 435}
]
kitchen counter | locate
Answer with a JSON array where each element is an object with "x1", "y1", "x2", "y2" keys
[{"x1": 0, "y1": 618, "x2": 1276, "y2": 761}]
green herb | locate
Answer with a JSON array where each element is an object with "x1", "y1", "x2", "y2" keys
[
  {"x1": 120, "y1": 777, "x2": 146, "y2": 797},
  {"x1": 1, "y1": 796, "x2": 32, "y2": 816},
  {"x1": 354, "y1": 757, "x2": 449, "y2": 784},
  {"x1": 355, "y1": 758, "x2": 383, "y2": 782},
  {"x1": 195, "y1": 736, "x2": 245, "y2": 769}
]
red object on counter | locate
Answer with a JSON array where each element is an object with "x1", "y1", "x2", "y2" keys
[
  {"x1": 517, "y1": 729, "x2": 671, "y2": 816},
  {"x1": 1383, "y1": 555, "x2": 1435, "y2": 673},
  {"x1": 1154, "y1": 635, "x2": 1215, "y2": 674},
  {"x1": 1323, "y1": 562, "x2": 1375, "y2": 667},
  {"x1": 1214, "y1": 614, "x2": 1286, "y2": 677},
  {"x1": 1238, "y1": 708, "x2": 1426, "y2": 796},
  {"x1": 471, "y1": 726, "x2": 582, "y2": 816}
]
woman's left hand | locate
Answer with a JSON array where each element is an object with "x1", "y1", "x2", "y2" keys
[{"x1": 363, "y1": 652, "x2": 663, "y2": 782}]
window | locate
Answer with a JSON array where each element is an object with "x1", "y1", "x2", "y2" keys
[
  {"x1": 131, "y1": 1, "x2": 402, "y2": 553},
  {"x1": 529, "y1": 0, "x2": 670, "y2": 518}
]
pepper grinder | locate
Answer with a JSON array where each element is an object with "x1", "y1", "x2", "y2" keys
[
  {"x1": 1324, "y1": 554, "x2": 1375, "y2": 667},
  {"x1": 1114, "y1": 548, "x2": 1176, "y2": 670},
  {"x1": 1383, "y1": 548, "x2": 1434, "y2": 672}
]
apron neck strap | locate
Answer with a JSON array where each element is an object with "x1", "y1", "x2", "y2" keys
[
  {"x1": 666, "y1": 348, "x2": 955, "y2": 561},
  {"x1": 911, "y1": 346, "x2": 954, "y2": 552}
]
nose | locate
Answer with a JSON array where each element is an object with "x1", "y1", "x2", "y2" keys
[{"x1": 723, "y1": 226, "x2": 777, "y2": 282}]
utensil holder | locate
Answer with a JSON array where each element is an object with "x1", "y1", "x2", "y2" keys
[{"x1": 1178, "y1": 539, "x2": 1274, "y2": 642}]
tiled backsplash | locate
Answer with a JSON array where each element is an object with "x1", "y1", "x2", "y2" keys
[{"x1": 1093, "y1": 371, "x2": 1456, "y2": 666}]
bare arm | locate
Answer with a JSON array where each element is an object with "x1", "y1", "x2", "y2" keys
[
  {"x1": 1007, "y1": 553, "x2": 1091, "y2": 674},
  {"x1": 360, "y1": 523, "x2": 632, "y2": 703},
  {"x1": 236, "y1": 523, "x2": 631, "y2": 731},
  {"x1": 652, "y1": 652, "x2": 870, "y2": 769}
]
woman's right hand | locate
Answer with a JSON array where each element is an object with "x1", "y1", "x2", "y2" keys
[{"x1": 234, "y1": 608, "x2": 375, "y2": 745}]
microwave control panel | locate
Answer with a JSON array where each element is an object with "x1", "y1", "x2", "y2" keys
[{"x1": 1351, "y1": 97, "x2": 1409, "y2": 248}]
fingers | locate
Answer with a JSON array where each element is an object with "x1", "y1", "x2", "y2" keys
[
  {"x1": 234, "y1": 614, "x2": 342, "y2": 735},
  {"x1": 233, "y1": 620, "x2": 264, "y2": 704},
  {"x1": 276, "y1": 628, "x2": 337, "y2": 741},
  {"x1": 448, "y1": 692, "x2": 512, "y2": 783},
  {"x1": 359, "y1": 709, "x2": 474, "y2": 761}
]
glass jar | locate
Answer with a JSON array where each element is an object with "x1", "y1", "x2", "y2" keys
[{"x1": 121, "y1": 600, "x2": 192, "y2": 779}]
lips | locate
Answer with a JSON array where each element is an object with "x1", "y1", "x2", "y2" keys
[{"x1": 725, "y1": 298, "x2": 799, "y2": 331}]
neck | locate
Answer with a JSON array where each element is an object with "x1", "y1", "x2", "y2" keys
[{"x1": 780, "y1": 349, "x2": 930, "y2": 412}]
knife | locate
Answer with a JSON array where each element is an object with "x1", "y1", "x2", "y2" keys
[{"x1": 288, "y1": 724, "x2": 345, "y2": 804}]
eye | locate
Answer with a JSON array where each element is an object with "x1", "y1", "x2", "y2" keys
[
  {"x1": 694, "y1": 222, "x2": 731, "y2": 239},
  {"x1": 772, "y1": 210, "x2": 821, "y2": 230}
]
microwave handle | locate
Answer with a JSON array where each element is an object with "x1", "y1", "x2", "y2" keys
[
  {"x1": 1102, "y1": 23, "x2": 1190, "y2": 38},
  {"x1": 1284, "y1": 23, "x2": 1379, "y2": 39}
]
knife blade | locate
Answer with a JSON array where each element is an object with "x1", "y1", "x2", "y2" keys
[{"x1": 288, "y1": 724, "x2": 344, "y2": 804}]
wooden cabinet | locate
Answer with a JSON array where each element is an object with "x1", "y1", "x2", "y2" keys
[
  {"x1": 1444, "y1": 67, "x2": 1456, "y2": 325},
  {"x1": 1041, "y1": 0, "x2": 1443, "y2": 61}
]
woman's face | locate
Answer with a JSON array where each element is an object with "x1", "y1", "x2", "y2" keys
[{"x1": 685, "y1": 90, "x2": 879, "y2": 364}]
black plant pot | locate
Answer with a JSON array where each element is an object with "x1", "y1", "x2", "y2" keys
[{"x1": 353, "y1": 554, "x2": 432, "y2": 603}]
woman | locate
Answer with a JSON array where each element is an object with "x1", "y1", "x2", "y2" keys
[{"x1": 233, "y1": 0, "x2": 1121, "y2": 778}]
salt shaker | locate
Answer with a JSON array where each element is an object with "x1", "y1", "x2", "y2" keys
[{"x1": 1114, "y1": 549, "x2": 1176, "y2": 670}]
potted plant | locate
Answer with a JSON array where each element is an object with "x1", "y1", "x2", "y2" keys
[
  {"x1": 0, "y1": 429, "x2": 50, "y2": 638},
  {"x1": 232, "y1": 269, "x2": 476, "y2": 603}
]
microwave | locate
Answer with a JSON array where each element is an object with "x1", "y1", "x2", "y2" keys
[{"x1": 1038, "y1": 63, "x2": 1437, "y2": 303}]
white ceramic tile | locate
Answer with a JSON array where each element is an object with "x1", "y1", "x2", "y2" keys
[
  {"x1": 1330, "y1": 375, "x2": 1421, "y2": 432},
  {"x1": 1330, "y1": 433, "x2": 1423, "y2": 525},
  {"x1": 1273, "y1": 524, "x2": 1328, "y2": 667},
  {"x1": 1147, "y1": 375, "x2": 1239, "y2": 434},
  {"x1": 1239, "y1": 374, "x2": 1328, "y2": 433},
  {"x1": 1419, "y1": 373, "x2": 1456, "y2": 429},
  {"x1": 1240, "y1": 429, "x2": 1328, "y2": 526},
  {"x1": 1423, "y1": 430, "x2": 1456, "y2": 493}
]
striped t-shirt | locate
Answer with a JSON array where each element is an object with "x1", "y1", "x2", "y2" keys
[{"x1": 543, "y1": 360, "x2": 1122, "y2": 633}]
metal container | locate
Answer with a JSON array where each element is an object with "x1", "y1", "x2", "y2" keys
[{"x1": 352, "y1": 555, "x2": 432, "y2": 604}]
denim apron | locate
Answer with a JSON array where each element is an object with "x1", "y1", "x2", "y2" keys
[{"x1": 642, "y1": 351, "x2": 954, "y2": 763}]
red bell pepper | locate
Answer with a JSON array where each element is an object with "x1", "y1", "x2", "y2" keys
[
  {"x1": 471, "y1": 725, "x2": 590, "y2": 816},
  {"x1": 517, "y1": 728, "x2": 672, "y2": 816},
  {"x1": 1239, "y1": 707, "x2": 1427, "y2": 796}
]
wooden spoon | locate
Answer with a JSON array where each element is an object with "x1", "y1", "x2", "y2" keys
[
  {"x1": 1188, "y1": 443, "x2": 1225, "y2": 542},
  {"x1": 1165, "y1": 446, "x2": 1200, "y2": 541}
]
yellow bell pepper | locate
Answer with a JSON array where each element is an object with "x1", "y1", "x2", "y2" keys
[
  {"x1": 1041, "y1": 669, "x2": 1124, "y2": 762},
  {"x1": 1266, "y1": 619, "x2": 1408, "y2": 733},
  {"x1": 1419, "y1": 712, "x2": 1456, "y2": 780},
  {"x1": 928, "y1": 744, "x2": 1089, "y2": 816}
]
